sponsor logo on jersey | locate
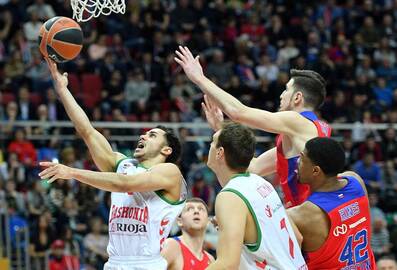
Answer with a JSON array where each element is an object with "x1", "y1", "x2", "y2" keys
[
  {"x1": 349, "y1": 217, "x2": 367, "y2": 229},
  {"x1": 317, "y1": 121, "x2": 331, "y2": 136},
  {"x1": 265, "y1": 205, "x2": 272, "y2": 218},
  {"x1": 338, "y1": 202, "x2": 360, "y2": 221},
  {"x1": 109, "y1": 205, "x2": 149, "y2": 224},
  {"x1": 333, "y1": 224, "x2": 348, "y2": 237},
  {"x1": 272, "y1": 202, "x2": 283, "y2": 214},
  {"x1": 257, "y1": 183, "x2": 273, "y2": 198},
  {"x1": 109, "y1": 222, "x2": 147, "y2": 234}
]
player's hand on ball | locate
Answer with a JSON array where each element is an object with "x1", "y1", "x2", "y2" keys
[
  {"x1": 202, "y1": 94, "x2": 224, "y2": 131},
  {"x1": 39, "y1": 162, "x2": 73, "y2": 183},
  {"x1": 45, "y1": 57, "x2": 69, "y2": 90},
  {"x1": 174, "y1": 46, "x2": 204, "y2": 84}
]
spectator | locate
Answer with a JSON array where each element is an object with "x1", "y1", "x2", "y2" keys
[
  {"x1": 30, "y1": 215, "x2": 55, "y2": 270},
  {"x1": 27, "y1": 0, "x2": 55, "y2": 21},
  {"x1": 255, "y1": 54, "x2": 279, "y2": 82},
  {"x1": 23, "y1": 11, "x2": 42, "y2": 44},
  {"x1": 27, "y1": 181, "x2": 47, "y2": 220},
  {"x1": 49, "y1": 239, "x2": 79, "y2": 270},
  {"x1": 83, "y1": 217, "x2": 108, "y2": 270},
  {"x1": 371, "y1": 218, "x2": 391, "y2": 259},
  {"x1": 353, "y1": 152, "x2": 382, "y2": 189},
  {"x1": 206, "y1": 49, "x2": 234, "y2": 89},
  {"x1": 8, "y1": 128, "x2": 37, "y2": 167},
  {"x1": 124, "y1": 69, "x2": 151, "y2": 114}
]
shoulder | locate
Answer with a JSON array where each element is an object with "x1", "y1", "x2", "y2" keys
[
  {"x1": 161, "y1": 238, "x2": 182, "y2": 266},
  {"x1": 287, "y1": 201, "x2": 323, "y2": 228},
  {"x1": 216, "y1": 190, "x2": 248, "y2": 214},
  {"x1": 150, "y1": 163, "x2": 183, "y2": 180},
  {"x1": 163, "y1": 237, "x2": 181, "y2": 250},
  {"x1": 275, "y1": 111, "x2": 319, "y2": 133},
  {"x1": 114, "y1": 153, "x2": 130, "y2": 170},
  {"x1": 338, "y1": 170, "x2": 368, "y2": 196}
]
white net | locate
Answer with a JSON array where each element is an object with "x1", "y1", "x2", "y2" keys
[{"x1": 71, "y1": 0, "x2": 126, "y2": 22}]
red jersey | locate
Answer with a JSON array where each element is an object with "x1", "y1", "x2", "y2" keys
[
  {"x1": 174, "y1": 237, "x2": 211, "y2": 270},
  {"x1": 305, "y1": 176, "x2": 376, "y2": 269},
  {"x1": 276, "y1": 111, "x2": 331, "y2": 208}
]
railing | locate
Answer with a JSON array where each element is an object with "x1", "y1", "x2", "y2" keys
[
  {"x1": 1, "y1": 121, "x2": 396, "y2": 142},
  {"x1": 0, "y1": 207, "x2": 11, "y2": 270}
]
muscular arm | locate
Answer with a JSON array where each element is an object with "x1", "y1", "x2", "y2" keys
[
  {"x1": 248, "y1": 147, "x2": 277, "y2": 176},
  {"x1": 287, "y1": 202, "x2": 329, "y2": 252},
  {"x1": 175, "y1": 47, "x2": 312, "y2": 136},
  {"x1": 46, "y1": 59, "x2": 121, "y2": 171},
  {"x1": 40, "y1": 162, "x2": 182, "y2": 194},
  {"x1": 207, "y1": 192, "x2": 247, "y2": 270}
]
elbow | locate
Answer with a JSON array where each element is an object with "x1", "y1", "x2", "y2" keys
[{"x1": 226, "y1": 106, "x2": 244, "y2": 122}]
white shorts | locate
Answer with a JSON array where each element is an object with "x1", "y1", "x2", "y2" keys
[{"x1": 104, "y1": 255, "x2": 167, "y2": 270}]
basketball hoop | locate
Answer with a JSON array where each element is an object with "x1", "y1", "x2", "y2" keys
[{"x1": 71, "y1": 0, "x2": 126, "y2": 22}]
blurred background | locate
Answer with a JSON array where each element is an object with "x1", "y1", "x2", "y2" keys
[{"x1": 0, "y1": 0, "x2": 397, "y2": 269}]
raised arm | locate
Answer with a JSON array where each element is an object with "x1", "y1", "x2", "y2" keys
[
  {"x1": 201, "y1": 94, "x2": 224, "y2": 131},
  {"x1": 46, "y1": 58, "x2": 122, "y2": 172},
  {"x1": 175, "y1": 46, "x2": 311, "y2": 136},
  {"x1": 207, "y1": 192, "x2": 246, "y2": 270},
  {"x1": 39, "y1": 162, "x2": 182, "y2": 196},
  {"x1": 248, "y1": 147, "x2": 277, "y2": 176}
]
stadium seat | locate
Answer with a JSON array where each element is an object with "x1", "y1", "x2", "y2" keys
[
  {"x1": 82, "y1": 74, "x2": 102, "y2": 109},
  {"x1": 2, "y1": 93, "x2": 15, "y2": 105}
]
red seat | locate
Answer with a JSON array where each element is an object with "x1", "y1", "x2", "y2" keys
[
  {"x1": 2, "y1": 92, "x2": 15, "y2": 105},
  {"x1": 82, "y1": 74, "x2": 102, "y2": 109},
  {"x1": 29, "y1": 93, "x2": 42, "y2": 106},
  {"x1": 67, "y1": 73, "x2": 81, "y2": 94}
]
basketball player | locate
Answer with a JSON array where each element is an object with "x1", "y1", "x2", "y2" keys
[
  {"x1": 205, "y1": 122, "x2": 307, "y2": 269},
  {"x1": 175, "y1": 46, "x2": 331, "y2": 208},
  {"x1": 161, "y1": 198, "x2": 214, "y2": 270},
  {"x1": 287, "y1": 137, "x2": 376, "y2": 269},
  {"x1": 41, "y1": 58, "x2": 187, "y2": 270}
]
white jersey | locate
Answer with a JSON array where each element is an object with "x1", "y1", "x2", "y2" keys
[
  {"x1": 107, "y1": 158, "x2": 187, "y2": 259},
  {"x1": 221, "y1": 173, "x2": 307, "y2": 270}
]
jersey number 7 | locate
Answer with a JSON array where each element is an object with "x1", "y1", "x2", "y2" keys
[{"x1": 280, "y1": 217, "x2": 294, "y2": 258}]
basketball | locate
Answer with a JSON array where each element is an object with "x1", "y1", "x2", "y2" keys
[{"x1": 38, "y1": 16, "x2": 83, "y2": 63}]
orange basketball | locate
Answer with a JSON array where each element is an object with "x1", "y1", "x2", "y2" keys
[{"x1": 38, "y1": 16, "x2": 83, "y2": 63}]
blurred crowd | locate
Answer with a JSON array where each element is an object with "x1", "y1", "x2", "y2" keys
[{"x1": 0, "y1": 0, "x2": 397, "y2": 268}]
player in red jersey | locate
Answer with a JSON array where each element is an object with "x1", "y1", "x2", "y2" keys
[
  {"x1": 175, "y1": 46, "x2": 331, "y2": 208},
  {"x1": 161, "y1": 198, "x2": 214, "y2": 270},
  {"x1": 288, "y1": 137, "x2": 376, "y2": 269}
]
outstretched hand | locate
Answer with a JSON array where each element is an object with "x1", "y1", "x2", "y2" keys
[
  {"x1": 39, "y1": 162, "x2": 73, "y2": 183},
  {"x1": 174, "y1": 46, "x2": 205, "y2": 84},
  {"x1": 45, "y1": 57, "x2": 69, "y2": 90},
  {"x1": 202, "y1": 94, "x2": 223, "y2": 131}
]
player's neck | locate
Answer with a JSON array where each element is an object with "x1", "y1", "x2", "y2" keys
[
  {"x1": 138, "y1": 157, "x2": 165, "y2": 168},
  {"x1": 180, "y1": 233, "x2": 205, "y2": 259},
  {"x1": 311, "y1": 176, "x2": 347, "y2": 192},
  {"x1": 294, "y1": 106, "x2": 313, "y2": 113},
  {"x1": 215, "y1": 167, "x2": 244, "y2": 187}
]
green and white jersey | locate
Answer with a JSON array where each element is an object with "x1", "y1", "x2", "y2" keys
[
  {"x1": 107, "y1": 158, "x2": 187, "y2": 258},
  {"x1": 221, "y1": 173, "x2": 307, "y2": 270}
]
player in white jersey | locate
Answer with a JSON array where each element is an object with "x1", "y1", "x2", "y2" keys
[
  {"x1": 206, "y1": 122, "x2": 307, "y2": 270},
  {"x1": 39, "y1": 59, "x2": 187, "y2": 270}
]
